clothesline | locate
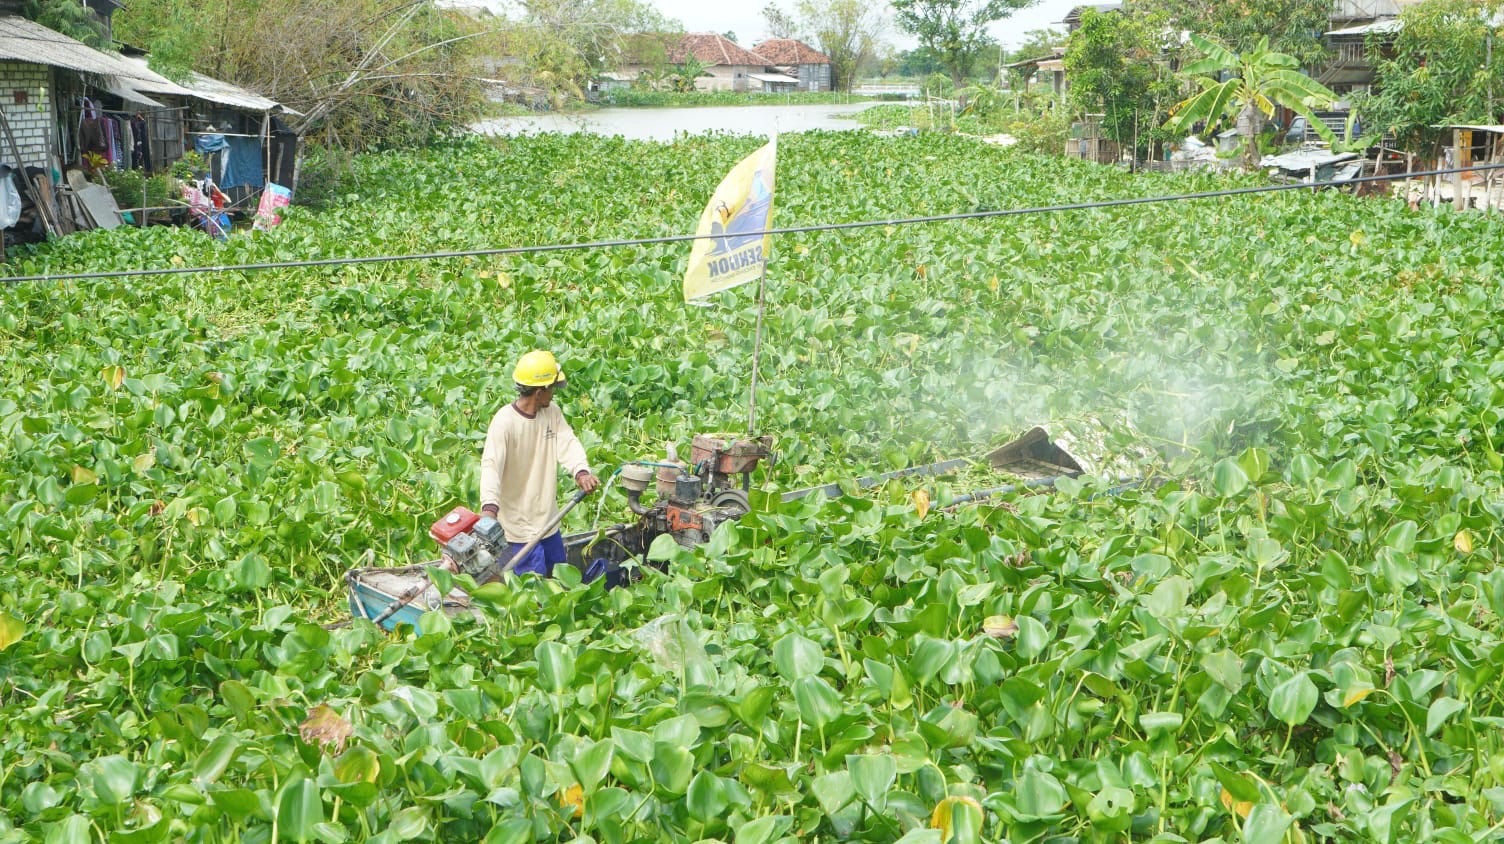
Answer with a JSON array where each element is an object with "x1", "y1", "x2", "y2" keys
[
  {"x1": 186, "y1": 131, "x2": 265, "y2": 138},
  {"x1": 71, "y1": 102, "x2": 189, "y2": 117}
]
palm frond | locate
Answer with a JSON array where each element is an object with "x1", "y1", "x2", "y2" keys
[{"x1": 1165, "y1": 79, "x2": 1239, "y2": 134}]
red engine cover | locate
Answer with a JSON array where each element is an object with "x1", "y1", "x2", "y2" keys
[
  {"x1": 665, "y1": 504, "x2": 703, "y2": 533},
  {"x1": 430, "y1": 506, "x2": 480, "y2": 544}
]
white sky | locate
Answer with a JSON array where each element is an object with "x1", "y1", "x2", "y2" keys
[
  {"x1": 645, "y1": 0, "x2": 1079, "y2": 50},
  {"x1": 443, "y1": 0, "x2": 1077, "y2": 51}
]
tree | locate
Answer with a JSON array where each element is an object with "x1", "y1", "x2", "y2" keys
[
  {"x1": 891, "y1": 0, "x2": 1038, "y2": 89},
  {"x1": 1007, "y1": 27, "x2": 1062, "y2": 64},
  {"x1": 1164, "y1": 33, "x2": 1339, "y2": 167},
  {"x1": 797, "y1": 0, "x2": 887, "y2": 92},
  {"x1": 669, "y1": 56, "x2": 712, "y2": 92},
  {"x1": 762, "y1": 3, "x2": 802, "y2": 39},
  {"x1": 512, "y1": 0, "x2": 682, "y2": 100},
  {"x1": 23, "y1": 0, "x2": 110, "y2": 49},
  {"x1": 1361, "y1": 0, "x2": 1504, "y2": 156},
  {"x1": 1064, "y1": 8, "x2": 1176, "y2": 160},
  {"x1": 1132, "y1": 0, "x2": 1332, "y2": 67},
  {"x1": 116, "y1": 0, "x2": 494, "y2": 151},
  {"x1": 896, "y1": 46, "x2": 946, "y2": 77}
]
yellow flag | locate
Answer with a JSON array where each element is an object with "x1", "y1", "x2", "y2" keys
[{"x1": 684, "y1": 137, "x2": 777, "y2": 301}]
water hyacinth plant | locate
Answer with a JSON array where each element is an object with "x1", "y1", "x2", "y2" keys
[{"x1": 0, "y1": 131, "x2": 1502, "y2": 841}]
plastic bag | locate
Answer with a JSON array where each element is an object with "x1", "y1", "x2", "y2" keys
[
  {"x1": 253, "y1": 182, "x2": 292, "y2": 231},
  {"x1": 0, "y1": 165, "x2": 20, "y2": 229}
]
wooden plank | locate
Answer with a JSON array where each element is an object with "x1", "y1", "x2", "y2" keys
[
  {"x1": 76, "y1": 184, "x2": 123, "y2": 230},
  {"x1": 0, "y1": 110, "x2": 53, "y2": 236}
]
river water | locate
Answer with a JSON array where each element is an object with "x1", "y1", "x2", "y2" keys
[{"x1": 471, "y1": 102, "x2": 875, "y2": 142}]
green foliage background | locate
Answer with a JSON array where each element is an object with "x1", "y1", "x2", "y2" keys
[{"x1": 2, "y1": 132, "x2": 1504, "y2": 841}]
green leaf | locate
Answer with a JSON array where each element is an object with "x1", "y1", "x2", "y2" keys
[
  {"x1": 1236, "y1": 447, "x2": 1270, "y2": 484},
  {"x1": 571, "y1": 739, "x2": 614, "y2": 792},
  {"x1": 793, "y1": 675, "x2": 843, "y2": 729},
  {"x1": 1201, "y1": 649, "x2": 1245, "y2": 692},
  {"x1": 1268, "y1": 671, "x2": 1319, "y2": 726},
  {"x1": 44, "y1": 815, "x2": 91, "y2": 844},
  {"x1": 1087, "y1": 785, "x2": 1134, "y2": 832},
  {"x1": 847, "y1": 753, "x2": 896, "y2": 808},
  {"x1": 91, "y1": 755, "x2": 140, "y2": 806},
  {"x1": 686, "y1": 770, "x2": 729, "y2": 823},
  {"x1": 0, "y1": 612, "x2": 24, "y2": 650},
  {"x1": 1211, "y1": 763, "x2": 1262, "y2": 804},
  {"x1": 1243, "y1": 802, "x2": 1293, "y2": 844},
  {"x1": 194, "y1": 734, "x2": 241, "y2": 786},
  {"x1": 811, "y1": 770, "x2": 855, "y2": 816},
  {"x1": 210, "y1": 787, "x2": 263, "y2": 821},
  {"x1": 277, "y1": 778, "x2": 323, "y2": 842},
  {"x1": 535, "y1": 641, "x2": 575, "y2": 694},
  {"x1": 245, "y1": 436, "x2": 278, "y2": 468},
  {"x1": 22, "y1": 782, "x2": 60, "y2": 815},
  {"x1": 649, "y1": 743, "x2": 694, "y2": 796},
  {"x1": 1426, "y1": 697, "x2": 1467, "y2": 736},
  {"x1": 333, "y1": 746, "x2": 380, "y2": 785},
  {"x1": 1144, "y1": 575, "x2": 1191, "y2": 620},
  {"x1": 1210, "y1": 459, "x2": 1250, "y2": 498},
  {"x1": 772, "y1": 632, "x2": 824, "y2": 680},
  {"x1": 387, "y1": 806, "x2": 427, "y2": 841},
  {"x1": 1139, "y1": 711, "x2": 1183, "y2": 737},
  {"x1": 1014, "y1": 768, "x2": 1067, "y2": 819},
  {"x1": 735, "y1": 815, "x2": 792, "y2": 844}
]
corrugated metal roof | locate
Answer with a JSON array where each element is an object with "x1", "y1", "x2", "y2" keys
[
  {"x1": 749, "y1": 73, "x2": 800, "y2": 84},
  {"x1": 1325, "y1": 18, "x2": 1402, "y2": 36},
  {"x1": 0, "y1": 15, "x2": 129, "y2": 76},
  {"x1": 0, "y1": 16, "x2": 196, "y2": 101},
  {"x1": 114, "y1": 55, "x2": 293, "y2": 113},
  {"x1": 101, "y1": 77, "x2": 166, "y2": 108}
]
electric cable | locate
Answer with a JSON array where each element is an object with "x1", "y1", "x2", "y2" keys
[{"x1": 1, "y1": 162, "x2": 1498, "y2": 287}]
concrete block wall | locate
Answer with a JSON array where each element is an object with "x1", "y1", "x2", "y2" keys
[{"x1": 0, "y1": 61, "x2": 53, "y2": 170}]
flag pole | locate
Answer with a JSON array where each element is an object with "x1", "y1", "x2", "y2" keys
[
  {"x1": 747, "y1": 125, "x2": 778, "y2": 437},
  {"x1": 748, "y1": 270, "x2": 767, "y2": 435}
]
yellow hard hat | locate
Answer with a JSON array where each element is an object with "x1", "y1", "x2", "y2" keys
[{"x1": 513, "y1": 350, "x2": 566, "y2": 387}]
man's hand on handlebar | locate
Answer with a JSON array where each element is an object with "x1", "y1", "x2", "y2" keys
[{"x1": 575, "y1": 471, "x2": 601, "y2": 494}]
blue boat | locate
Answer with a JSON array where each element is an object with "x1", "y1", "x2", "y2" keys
[{"x1": 346, "y1": 524, "x2": 649, "y2": 631}]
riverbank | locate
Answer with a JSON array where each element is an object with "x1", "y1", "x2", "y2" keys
[{"x1": 473, "y1": 102, "x2": 875, "y2": 141}]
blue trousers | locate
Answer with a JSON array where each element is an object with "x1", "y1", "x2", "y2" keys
[{"x1": 508, "y1": 531, "x2": 566, "y2": 577}]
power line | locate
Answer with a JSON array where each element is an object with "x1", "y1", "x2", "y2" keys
[{"x1": 1, "y1": 162, "x2": 1497, "y2": 287}]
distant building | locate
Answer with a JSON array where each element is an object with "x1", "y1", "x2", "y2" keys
[
  {"x1": 620, "y1": 33, "x2": 771, "y2": 93},
  {"x1": 752, "y1": 39, "x2": 832, "y2": 92},
  {"x1": 1059, "y1": 3, "x2": 1122, "y2": 32}
]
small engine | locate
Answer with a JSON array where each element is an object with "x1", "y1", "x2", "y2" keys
[
  {"x1": 430, "y1": 507, "x2": 509, "y2": 583},
  {"x1": 621, "y1": 434, "x2": 772, "y2": 548}
]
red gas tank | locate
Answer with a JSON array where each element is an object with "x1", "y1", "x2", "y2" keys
[{"x1": 430, "y1": 506, "x2": 480, "y2": 544}]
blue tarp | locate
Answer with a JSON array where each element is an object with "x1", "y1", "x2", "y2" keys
[{"x1": 219, "y1": 137, "x2": 264, "y2": 190}]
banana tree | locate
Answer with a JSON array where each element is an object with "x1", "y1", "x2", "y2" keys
[{"x1": 1164, "y1": 33, "x2": 1339, "y2": 168}]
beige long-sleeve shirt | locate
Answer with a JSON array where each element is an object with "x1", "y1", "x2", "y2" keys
[{"x1": 478, "y1": 403, "x2": 591, "y2": 543}]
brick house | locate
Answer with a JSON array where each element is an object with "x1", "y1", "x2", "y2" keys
[{"x1": 0, "y1": 7, "x2": 299, "y2": 238}]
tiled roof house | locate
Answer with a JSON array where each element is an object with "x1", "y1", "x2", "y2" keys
[{"x1": 753, "y1": 39, "x2": 832, "y2": 91}]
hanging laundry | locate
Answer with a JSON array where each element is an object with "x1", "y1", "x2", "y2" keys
[
  {"x1": 78, "y1": 98, "x2": 107, "y2": 158},
  {"x1": 130, "y1": 115, "x2": 151, "y2": 171},
  {"x1": 120, "y1": 118, "x2": 133, "y2": 170},
  {"x1": 103, "y1": 115, "x2": 121, "y2": 167},
  {"x1": 193, "y1": 127, "x2": 229, "y2": 154}
]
